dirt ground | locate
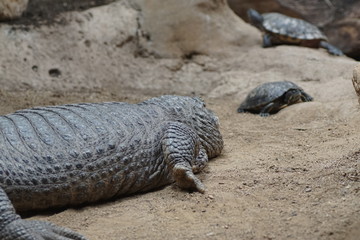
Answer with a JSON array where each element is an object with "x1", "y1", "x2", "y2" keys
[{"x1": 0, "y1": 1, "x2": 360, "y2": 240}]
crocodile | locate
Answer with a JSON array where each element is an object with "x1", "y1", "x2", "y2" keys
[{"x1": 0, "y1": 95, "x2": 224, "y2": 240}]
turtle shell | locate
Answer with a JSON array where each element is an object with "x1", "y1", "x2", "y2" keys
[
  {"x1": 238, "y1": 81, "x2": 304, "y2": 112},
  {"x1": 262, "y1": 13, "x2": 327, "y2": 42}
]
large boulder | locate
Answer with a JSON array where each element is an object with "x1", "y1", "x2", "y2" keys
[
  {"x1": 133, "y1": 0, "x2": 258, "y2": 58},
  {"x1": 0, "y1": 0, "x2": 28, "y2": 20},
  {"x1": 228, "y1": 0, "x2": 360, "y2": 60}
]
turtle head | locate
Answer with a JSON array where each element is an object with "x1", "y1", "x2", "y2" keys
[
  {"x1": 284, "y1": 89, "x2": 303, "y2": 105},
  {"x1": 247, "y1": 8, "x2": 264, "y2": 30}
]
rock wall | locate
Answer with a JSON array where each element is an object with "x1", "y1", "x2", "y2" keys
[
  {"x1": 0, "y1": 0, "x2": 260, "y2": 92},
  {"x1": 0, "y1": 0, "x2": 356, "y2": 98}
]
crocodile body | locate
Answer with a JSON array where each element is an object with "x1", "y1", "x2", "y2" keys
[{"x1": 0, "y1": 95, "x2": 223, "y2": 240}]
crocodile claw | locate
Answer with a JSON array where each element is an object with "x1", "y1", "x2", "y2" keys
[
  {"x1": 0, "y1": 219, "x2": 88, "y2": 240},
  {"x1": 173, "y1": 164, "x2": 206, "y2": 193}
]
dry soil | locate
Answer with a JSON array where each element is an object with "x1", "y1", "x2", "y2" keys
[{"x1": 0, "y1": 1, "x2": 359, "y2": 240}]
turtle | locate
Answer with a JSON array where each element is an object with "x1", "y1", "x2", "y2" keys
[
  {"x1": 247, "y1": 8, "x2": 343, "y2": 56},
  {"x1": 237, "y1": 81, "x2": 313, "y2": 116}
]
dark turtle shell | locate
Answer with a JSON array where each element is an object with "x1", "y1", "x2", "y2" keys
[
  {"x1": 262, "y1": 13, "x2": 327, "y2": 42},
  {"x1": 238, "y1": 81, "x2": 304, "y2": 112}
]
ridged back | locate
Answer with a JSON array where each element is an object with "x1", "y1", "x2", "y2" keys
[{"x1": 0, "y1": 102, "x2": 169, "y2": 211}]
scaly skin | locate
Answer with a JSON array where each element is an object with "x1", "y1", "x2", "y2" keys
[{"x1": 0, "y1": 95, "x2": 223, "y2": 240}]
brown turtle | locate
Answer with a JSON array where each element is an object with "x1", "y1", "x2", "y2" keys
[
  {"x1": 237, "y1": 81, "x2": 313, "y2": 117},
  {"x1": 247, "y1": 8, "x2": 343, "y2": 56}
]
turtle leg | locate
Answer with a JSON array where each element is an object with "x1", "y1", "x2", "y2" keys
[
  {"x1": 259, "y1": 101, "x2": 284, "y2": 117},
  {"x1": 262, "y1": 34, "x2": 273, "y2": 48},
  {"x1": 319, "y1": 41, "x2": 343, "y2": 56},
  {"x1": 259, "y1": 102, "x2": 274, "y2": 117}
]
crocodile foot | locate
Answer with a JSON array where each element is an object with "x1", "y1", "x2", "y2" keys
[
  {"x1": 173, "y1": 164, "x2": 206, "y2": 193},
  {"x1": 0, "y1": 219, "x2": 88, "y2": 240}
]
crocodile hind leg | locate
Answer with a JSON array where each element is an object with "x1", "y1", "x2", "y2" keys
[
  {"x1": 0, "y1": 187, "x2": 88, "y2": 240},
  {"x1": 162, "y1": 121, "x2": 208, "y2": 193},
  {"x1": 191, "y1": 146, "x2": 208, "y2": 173}
]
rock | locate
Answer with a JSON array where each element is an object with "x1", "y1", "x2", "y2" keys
[
  {"x1": 227, "y1": 0, "x2": 301, "y2": 20},
  {"x1": 227, "y1": 0, "x2": 360, "y2": 60},
  {"x1": 352, "y1": 64, "x2": 360, "y2": 104},
  {"x1": 133, "y1": 0, "x2": 258, "y2": 58},
  {"x1": 0, "y1": 0, "x2": 28, "y2": 20},
  {"x1": 0, "y1": 0, "x2": 139, "y2": 91},
  {"x1": 326, "y1": 18, "x2": 360, "y2": 60}
]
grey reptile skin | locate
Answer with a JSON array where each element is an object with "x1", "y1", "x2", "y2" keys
[{"x1": 0, "y1": 95, "x2": 223, "y2": 240}]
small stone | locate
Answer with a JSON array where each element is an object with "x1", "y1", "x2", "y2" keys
[
  {"x1": 352, "y1": 64, "x2": 360, "y2": 104},
  {"x1": 48, "y1": 68, "x2": 62, "y2": 78}
]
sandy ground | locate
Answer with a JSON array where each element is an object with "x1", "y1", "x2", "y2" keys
[
  {"x1": 1, "y1": 1, "x2": 360, "y2": 240},
  {"x1": 1, "y1": 56, "x2": 359, "y2": 240}
]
